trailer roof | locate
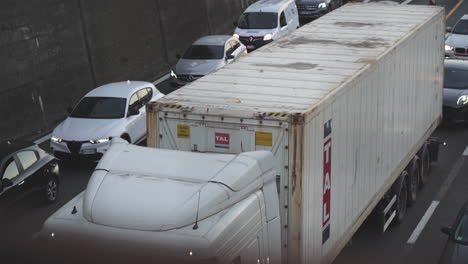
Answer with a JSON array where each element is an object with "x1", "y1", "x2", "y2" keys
[{"x1": 158, "y1": 3, "x2": 442, "y2": 117}]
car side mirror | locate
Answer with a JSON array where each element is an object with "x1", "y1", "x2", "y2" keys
[
  {"x1": 127, "y1": 108, "x2": 140, "y2": 117},
  {"x1": 226, "y1": 54, "x2": 235, "y2": 60},
  {"x1": 176, "y1": 54, "x2": 181, "y2": 59},
  {"x1": 441, "y1": 226, "x2": 454, "y2": 236},
  {"x1": 446, "y1": 26, "x2": 452, "y2": 32},
  {"x1": 233, "y1": 21, "x2": 238, "y2": 27},
  {"x1": 66, "y1": 106, "x2": 73, "y2": 114},
  {"x1": 2, "y1": 178, "x2": 13, "y2": 188}
]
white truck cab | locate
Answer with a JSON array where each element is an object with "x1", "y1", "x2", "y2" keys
[
  {"x1": 234, "y1": 0, "x2": 299, "y2": 51},
  {"x1": 40, "y1": 138, "x2": 282, "y2": 264}
]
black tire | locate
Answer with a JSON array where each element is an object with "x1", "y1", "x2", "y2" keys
[
  {"x1": 394, "y1": 172, "x2": 408, "y2": 224},
  {"x1": 121, "y1": 134, "x2": 131, "y2": 143},
  {"x1": 419, "y1": 145, "x2": 431, "y2": 187},
  {"x1": 44, "y1": 176, "x2": 59, "y2": 203},
  {"x1": 406, "y1": 159, "x2": 420, "y2": 207}
]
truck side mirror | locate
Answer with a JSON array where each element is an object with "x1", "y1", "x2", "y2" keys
[
  {"x1": 233, "y1": 21, "x2": 238, "y2": 27},
  {"x1": 446, "y1": 26, "x2": 452, "y2": 32},
  {"x1": 176, "y1": 54, "x2": 181, "y2": 59},
  {"x1": 66, "y1": 106, "x2": 73, "y2": 114},
  {"x1": 441, "y1": 226, "x2": 453, "y2": 236}
]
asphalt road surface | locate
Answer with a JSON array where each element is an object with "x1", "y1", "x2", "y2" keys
[{"x1": 2, "y1": 1, "x2": 468, "y2": 264}]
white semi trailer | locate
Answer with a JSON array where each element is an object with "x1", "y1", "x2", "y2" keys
[{"x1": 145, "y1": 3, "x2": 445, "y2": 263}]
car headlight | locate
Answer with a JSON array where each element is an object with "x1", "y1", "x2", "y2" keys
[
  {"x1": 263, "y1": 34, "x2": 273, "y2": 41},
  {"x1": 51, "y1": 136, "x2": 63, "y2": 143},
  {"x1": 318, "y1": 2, "x2": 327, "y2": 8},
  {"x1": 457, "y1": 95, "x2": 468, "y2": 105},
  {"x1": 233, "y1": 33, "x2": 239, "y2": 39},
  {"x1": 170, "y1": 70, "x2": 177, "y2": 78},
  {"x1": 445, "y1": 44, "x2": 454, "y2": 51},
  {"x1": 89, "y1": 138, "x2": 111, "y2": 144}
]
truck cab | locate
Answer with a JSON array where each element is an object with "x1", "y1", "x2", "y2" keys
[{"x1": 40, "y1": 138, "x2": 282, "y2": 264}]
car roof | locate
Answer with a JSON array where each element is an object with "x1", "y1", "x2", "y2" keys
[
  {"x1": 193, "y1": 35, "x2": 232, "y2": 46},
  {"x1": 0, "y1": 140, "x2": 35, "y2": 160},
  {"x1": 85, "y1": 81, "x2": 155, "y2": 98},
  {"x1": 245, "y1": 0, "x2": 292, "y2": 13},
  {"x1": 444, "y1": 59, "x2": 468, "y2": 70}
]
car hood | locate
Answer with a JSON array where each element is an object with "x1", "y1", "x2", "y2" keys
[
  {"x1": 52, "y1": 117, "x2": 123, "y2": 141},
  {"x1": 440, "y1": 241, "x2": 468, "y2": 264},
  {"x1": 175, "y1": 59, "x2": 224, "y2": 76},
  {"x1": 234, "y1": 28, "x2": 276, "y2": 38},
  {"x1": 443, "y1": 88, "x2": 468, "y2": 108},
  {"x1": 446, "y1": 34, "x2": 468, "y2": 48}
]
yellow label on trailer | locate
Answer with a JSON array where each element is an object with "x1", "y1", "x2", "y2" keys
[
  {"x1": 177, "y1": 125, "x2": 190, "y2": 138},
  {"x1": 256, "y1": 132, "x2": 272, "y2": 146}
]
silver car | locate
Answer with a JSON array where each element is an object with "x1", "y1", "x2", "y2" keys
[
  {"x1": 445, "y1": 14, "x2": 468, "y2": 58},
  {"x1": 171, "y1": 35, "x2": 247, "y2": 85}
]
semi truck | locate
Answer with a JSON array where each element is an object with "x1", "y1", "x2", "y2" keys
[
  {"x1": 40, "y1": 3, "x2": 445, "y2": 264},
  {"x1": 145, "y1": 3, "x2": 445, "y2": 263}
]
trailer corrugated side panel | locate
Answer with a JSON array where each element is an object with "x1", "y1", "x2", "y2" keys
[
  {"x1": 147, "y1": 4, "x2": 445, "y2": 264},
  {"x1": 300, "y1": 8, "x2": 444, "y2": 264}
]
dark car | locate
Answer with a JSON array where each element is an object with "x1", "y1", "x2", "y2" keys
[
  {"x1": 0, "y1": 141, "x2": 60, "y2": 211},
  {"x1": 439, "y1": 201, "x2": 468, "y2": 263},
  {"x1": 295, "y1": 0, "x2": 343, "y2": 21},
  {"x1": 443, "y1": 59, "x2": 468, "y2": 124}
]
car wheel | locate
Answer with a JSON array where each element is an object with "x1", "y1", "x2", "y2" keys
[
  {"x1": 394, "y1": 172, "x2": 408, "y2": 224},
  {"x1": 121, "y1": 134, "x2": 131, "y2": 143},
  {"x1": 45, "y1": 176, "x2": 59, "y2": 203},
  {"x1": 407, "y1": 160, "x2": 419, "y2": 207}
]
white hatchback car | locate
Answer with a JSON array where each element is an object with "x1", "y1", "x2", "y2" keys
[
  {"x1": 50, "y1": 81, "x2": 163, "y2": 160},
  {"x1": 172, "y1": 35, "x2": 247, "y2": 84},
  {"x1": 445, "y1": 14, "x2": 468, "y2": 58}
]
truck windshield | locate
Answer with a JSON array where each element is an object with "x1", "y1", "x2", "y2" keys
[
  {"x1": 238, "y1": 12, "x2": 278, "y2": 29},
  {"x1": 444, "y1": 68, "x2": 468, "y2": 89},
  {"x1": 452, "y1": 19, "x2": 468, "y2": 35},
  {"x1": 70, "y1": 97, "x2": 126, "y2": 119},
  {"x1": 183, "y1": 45, "x2": 224, "y2": 60}
]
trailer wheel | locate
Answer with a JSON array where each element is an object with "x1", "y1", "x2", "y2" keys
[
  {"x1": 406, "y1": 159, "x2": 420, "y2": 207},
  {"x1": 394, "y1": 171, "x2": 408, "y2": 224},
  {"x1": 419, "y1": 145, "x2": 431, "y2": 187}
]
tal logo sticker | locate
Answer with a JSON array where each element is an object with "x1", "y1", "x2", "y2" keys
[{"x1": 215, "y1": 133, "x2": 230, "y2": 149}]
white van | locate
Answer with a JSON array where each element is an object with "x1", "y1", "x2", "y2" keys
[{"x1": 234, "y1": 0, "x2": 299, "y2": 51}]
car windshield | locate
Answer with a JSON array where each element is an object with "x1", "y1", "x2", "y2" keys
[
  {"x1": 238, "y1": 12, "x2": 278, "y2": 29},
  {"x1": 452, "y1": 19, "x2": 468, "y2": 35},
  {"x1": 182, "y1": 45, "x2": 224, "y2": 60},
  {"x1": 444, "y1": 67, "x2": 468, "y2": 89},
  {"x1": 454, "y1": 214, "x2": 468, "y2": 243},
  {"x1": 70, "y1": 97, "x2": 126, "y2": 119}
]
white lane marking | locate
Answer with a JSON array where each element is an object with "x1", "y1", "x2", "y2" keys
[
  {"x1": 402, "y1": 0, "x2": 413, "y2": 5},
  {"x1": 153, "y1": 73, "x2": 170, "y2": 85},
  {"x1": 407, "y1": 154, "x2": 466, "y2": 245},
  {"x1": 407, "y1": 201, "x2": 440, "y2": 244},
  {"x1": 463, "y1": 145, "x2": 468, "y2": 156},
  {"x1": 34, "y1": 133, "x2": 52, "y2": 144}
]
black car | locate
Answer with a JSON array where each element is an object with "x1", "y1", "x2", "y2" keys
[
  {"x1": 443, "y1": 59, "x2": 468, "y2": 124},
  {"x1": 439, "y1": 201, "x2": 468, "y2": 263},
  {"x1": 295, "y1": 0, "x2": 343, "y2": 21},
  {"x1": 0, "y1": 141, "x2": 60, "y2": 211}
]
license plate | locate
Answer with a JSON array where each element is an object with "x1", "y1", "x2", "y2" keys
[
  {"x1": 81, "y1": 149, "x2": 96, "y2": 155},
  {"x1": 246, "y1": 45, "x2": 255, "y2": 49}
]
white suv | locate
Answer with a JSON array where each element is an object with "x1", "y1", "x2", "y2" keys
[{"x1": 50, "y1": 81, "x2": 163, "y2": 160}]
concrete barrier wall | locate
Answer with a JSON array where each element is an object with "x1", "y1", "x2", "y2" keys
[{"x1": 1, "y1": 0, "x2": 256, "y2": 141}]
